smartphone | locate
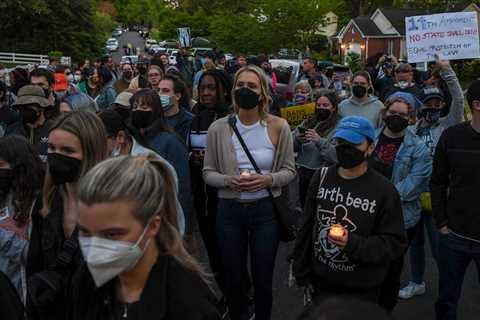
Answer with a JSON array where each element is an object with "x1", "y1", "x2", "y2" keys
[{"x1": 298, "y1": 127, "x2": 306, "y2": 134}]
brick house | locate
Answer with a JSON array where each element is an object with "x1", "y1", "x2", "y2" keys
[
  {"x1": 335, "y1": 4, "x2": 480, "y2": 64},
  {"x1": 336, "y1": 8, "x2": 428, "y2": 64}
]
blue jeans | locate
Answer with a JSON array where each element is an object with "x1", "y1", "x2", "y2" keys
[
  {"x1": 409, "y1": 212, "x2": 440, "y2": 284},
  {"x1": 435, "y1": 233, "x2": 480, "y2": 320},
  {"x1": 216, "y1": 198, "x2": 279, "y2": 320}
]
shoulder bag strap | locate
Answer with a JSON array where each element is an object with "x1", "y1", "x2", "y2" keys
[{"x1": 228, "y1": 116, "x2": 275, "y2": 197}]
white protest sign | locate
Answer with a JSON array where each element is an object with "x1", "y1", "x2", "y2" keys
[
  {"x1": 406, "y1": 12, "x2": 480, "y2": 63},
  {"x1": 177, "y1": 27, "x2": 191, "y2": 48}
]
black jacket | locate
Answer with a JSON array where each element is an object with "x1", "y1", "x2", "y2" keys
[
  {"x1": 67, "y1": 254, "x2": 220, "y2": 320},
  {"x1": 431, "y1": 122, "x2": 480, "y2": 241},
  {"x1": 5, "y1": 119, "x2": 52, "y2": 163},
  {"x1": 26, "y1": 191, "x2": 82, "y2": 320},
  {"x1": 0, "y1": 271, "x2": 25, "y2": 320}
]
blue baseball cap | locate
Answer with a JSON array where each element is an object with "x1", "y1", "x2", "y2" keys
[
  {"x1": 386, "y1": 91, "x2": 421, "y2": 110},
  {"x1": 333, "y1": 116, "x2": 375, "y2": 145}
]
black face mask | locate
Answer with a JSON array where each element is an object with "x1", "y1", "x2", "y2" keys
[
  {"x1": 385, "y1": 115, "x2": 409, "y2": 133},
  {"x1": 132, "y1": 110, "x2": 154, "y2": 129},
  {"x1": 352, "y1": 85, "x2": 367, "y2": 98},
  {"x1": 137, "y1": 66, "x2": 147, "y2": 75},
  {"x1": 20, "y1": 107, "x2": 40, "y2": 124},
  {"x1": 123, "y1": 71, "x2": 133, "y2": 80},
  {"x1": 234, "y1": 87, "x2": 260, "y2": 110},
  {"x1": 316, "y1": 108, "x2": 331, "y2": 121},
  {"x1": 0, "y1": 169, "x2": 13, "y2": 196},
  {"x1": 47, "y1": 153, "x2": 82, "y2": 185},
  {"x1": 419, "y1": 108, "x2": 442, "y2": 124},
  {"x1": 335, "y1": 144, "x2": 367, "y2": 169}
]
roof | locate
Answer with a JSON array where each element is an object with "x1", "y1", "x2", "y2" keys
[
  {"x1": 445, "y1": 2, "x2": 480, "y2": 12},
  {"x1": 377, "y1": 8, "x2": 430, "y2": 35},
  {"x1": 353, "y1": 16, "x2": 384, "y2": 36}
]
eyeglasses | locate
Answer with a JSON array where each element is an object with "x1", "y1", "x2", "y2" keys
[{"x1": 386, "y1": 110, "x2": 409, "y2": 118}]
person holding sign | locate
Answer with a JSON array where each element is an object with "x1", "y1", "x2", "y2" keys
[
  {"x1": 399, "y1": 59, "x2": 464, "y2": 300},
  {"x1": 293, "y1": 90, "x2": 340, "y2": 207},
  {"x1": 380, "y1": 63, "x2": 422, "y2": 102}
]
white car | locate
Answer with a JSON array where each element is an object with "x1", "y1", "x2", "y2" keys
[
  {"x1": 145, "y1": 39, "x2": 158, "y2": 50},
  {"x1": 269, "y1": 59, "x2": 300, "y2": 100},
  {"x1": 105, "y1": 38, "x2": 119, "y2": 52}
]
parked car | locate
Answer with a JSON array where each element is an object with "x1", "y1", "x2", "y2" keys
[
  {"x1": 270, "y1": 59, "x2": 300, "y2": 101},
  {"x1": 145, "y1": 39, "x2": 158, "y2": 50},
  {"x1": 159, "y1": 39, "x2": 179, "y2": 49},
  {"x1": 149, "y1": 45, "x2": 167, "y2": 55},
  {"x1": 112, "y1": 28, "x2": 123, "y2": 37},
  {"x1": 106, "y1": 38, "x2": 119, "y2": 52},
  {"x1": 121, "y1": 55, "x2": 139, "y2": 65}
]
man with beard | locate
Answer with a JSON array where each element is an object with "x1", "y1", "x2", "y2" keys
[
  {"x1": 129, "y1": 57, "x2": 150, "y2": 90},
  {"x1": 114, "y1": 63, "x2": 134, "y2": 94}
]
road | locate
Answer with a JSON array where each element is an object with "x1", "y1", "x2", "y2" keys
[{"x1": 110, "y1": 31, "x2": 146, "y2": 63}]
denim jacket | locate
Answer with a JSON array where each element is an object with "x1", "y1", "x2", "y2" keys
[{"x1": 374, "y1": 127, "x2": 432, "y2": 229}]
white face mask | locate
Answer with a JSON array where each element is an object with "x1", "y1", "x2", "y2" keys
[
  {"x1": 111, "y1": 145, "x2": 121, "y2": 157},
  {"x1": 397, "y1": 81, "x2": 410, "y2": 89},
  {"x1": 67, "y1": 74, "x2": 75, "y2": 84},
  {"x1": 79, "y1": 224, "x2": 151, "y2": 287}
]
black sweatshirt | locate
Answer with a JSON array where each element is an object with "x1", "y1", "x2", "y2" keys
[
  {"x1": 431, "y1": 122, "x2": 480, "y2": 241},
  {"x1": 293, "y1": 166, "x2": 407, "y2": 290}
]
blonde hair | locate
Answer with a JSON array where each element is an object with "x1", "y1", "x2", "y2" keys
[
  {"x1": 43, "y1": 111, "x2": 108, "y2": 212},
  {"x1": 77, "y1": 156, "x2": 206, "y2": 278},
  {"x1": 232, "y1": 65, "x2": 272, "y2": 119}
]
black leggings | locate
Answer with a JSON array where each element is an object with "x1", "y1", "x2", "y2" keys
[{"x1": 379, "y1": 224, "x2": 418, "y2": 312}]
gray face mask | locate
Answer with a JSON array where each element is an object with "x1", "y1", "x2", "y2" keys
[{"x1": 159, "y1": 94, "x2": 174, "y2": 111}]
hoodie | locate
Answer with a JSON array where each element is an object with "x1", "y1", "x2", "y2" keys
[{"x1": 338, "y1": 96, "x2": 384, "y2": 128}]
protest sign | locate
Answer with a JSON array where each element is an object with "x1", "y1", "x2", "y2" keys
[
  {"x1": 406, "y1": 12, "x2": 480, "y2": 63},
  {"x1": 177, "y1": 27, "x2": 191, "y2": 48},
  {"x1": 280, "y1": 103, "x2": 316, "y2": 129}
]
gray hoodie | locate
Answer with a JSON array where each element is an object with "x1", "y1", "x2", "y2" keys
[{"x1": 338, "y1": 95, "x2": 385, "y2": 128}]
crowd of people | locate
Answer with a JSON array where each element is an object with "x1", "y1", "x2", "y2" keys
[{"x1": 0, "y1": 47, "x2": 479, "y2": 320}]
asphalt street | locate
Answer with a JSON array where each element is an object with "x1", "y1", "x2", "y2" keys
[
  {"x1": 108, "y1": 29, "x2": 480, "y2": 320},
  {"x1": 111, "y1": 31, "x2": 146, "y2": 63}
]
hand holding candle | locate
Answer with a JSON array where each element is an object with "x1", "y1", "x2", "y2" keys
[{"x1": 328, "y1": 224, "x2": 348, "y2": 248}]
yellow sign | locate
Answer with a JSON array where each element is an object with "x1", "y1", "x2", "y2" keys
[{"x1": 280, "y1": 103, "x2": 316, "y2": 129}]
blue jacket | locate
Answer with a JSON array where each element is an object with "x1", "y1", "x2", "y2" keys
[
  {"x1": 148, "y1": 132, "x2": 192, "y2": 230},
  {"x1": 374, "y1": 127, "x2": 432, "y2": 229},
  {"x1": 95, "y1": 81, "x2": 117, "y2": 111}
]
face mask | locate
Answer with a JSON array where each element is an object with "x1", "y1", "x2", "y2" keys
[
  {"x1": 352, "y1": 85, "x2": 367, "y2": 98},
  {"x1": 20, "y1": 107, "x2": 40, "y2": 124},
  {"x1": 74, "y1": 75, "x2": 82, "y2": 83},
  {"x1": 111, "y1": 146, "x2": 121, "y2": 157},
  {"x1": 42, "y1": 88, "x2": 51, "y2": 99},
  {"x1": 159, "y1": 95, "x2": 174, "y2": 111},
  {"x1": 47, "y1": 153, "x2": 82, "y2": 185},
  {"x1": 79, "y1": 223, "x2": 151, "y2": 287},
  {"x1": 294, "y1": 93, "x2": 308, "y2": 105},
  {"x1": 200, "y1": 58, "x2": 206, "y2": 65},
  {"x1": 234, "y1": 87, "x2": 259, "y2": 110},
  {"x1": 420, "y1": 108, "x2": 442, "y2": 124},
  {"x1": 0, "y1": 169, "x2": 13, "y2": 196},
  {"x1": 335, "y1": 144, "x2": 367, "y2": 169},
  {"x1": 397, "y1": 81, "x2": 409, "y2": 89},
  {"x1": 137, "y1": 66, "x2": 147, "y2": 75},
  {"x1": 132, "y1": 110, "x2": 154, "y2": 129},
  {"x1": 67, "y1": 74, "x2": 74, "y2": 84},
  {"x1": 316, "y1": 108, "x2": 331, "y2": 121},
  {"x1": 385, "y1": 115, "x2": 409, "y2": 133}
]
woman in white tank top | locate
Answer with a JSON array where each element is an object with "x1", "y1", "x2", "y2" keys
[{"x1": 203, "y1": 65, "x2": 295, "y2": 320}]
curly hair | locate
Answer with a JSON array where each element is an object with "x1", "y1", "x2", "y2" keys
[{"x1": 0, "y1": 135, "x2": 43, "y2": 226}]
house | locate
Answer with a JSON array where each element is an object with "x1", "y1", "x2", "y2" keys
[
  {"x1": 318, "y1": 11, "x2": 339, "y2": 38},
  {"x1": 336, "y1": 8, "x2": 428, "y2": 64},
  {"x1": 335, "y1": 3, "x2": 480, "y2": 64}
]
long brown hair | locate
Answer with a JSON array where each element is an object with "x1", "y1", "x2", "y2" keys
[
  {"x1": 42, "y1": 111, "x2": 108, "y2": 213},
  {"x1": 304, "y1": 89, "x2": 340, "y2": 137}
]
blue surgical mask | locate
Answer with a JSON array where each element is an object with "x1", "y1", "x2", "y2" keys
[{"x1": 159, "y1": 95, "x2": 173, "y2": 110}]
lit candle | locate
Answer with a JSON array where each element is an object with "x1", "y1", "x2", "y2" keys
[
  {"x1": 240, "y1": 170, "x2": 251, "y2": 177},
  {"x1": 329, "y1": 224, "x2": 345, "y2": 239}
]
